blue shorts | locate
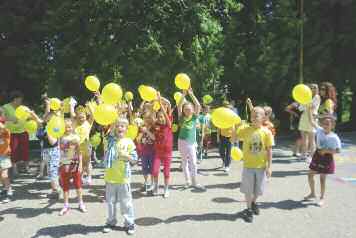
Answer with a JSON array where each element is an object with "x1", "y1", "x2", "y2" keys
[{"x1": 43, "y1": 147, "x2": 60, "y2": 181}]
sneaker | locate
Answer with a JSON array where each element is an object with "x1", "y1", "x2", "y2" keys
[
  {"x1": 318, "y1": 198, "x2": 325, "y2": 207},
  {"x1": 126, "y1": 224, "x2": 135, "y2": 235},
  {"x1": 183, "y1": 182, "x2": 191, "y2": 189},
  {"x1": 59, "y1": 206, "x2": 70, "y2": 216},
  {"x1": 163, "y1": 189, "x2": 170, "y2": 198},
  {"x1": 251, "y1": 202, "x2": 260, "y2": 215},
  {"x1": 242, "y1": 208, "x2": 253, "y2": 223},
  {"x1": 224, "y1": 167, "x2": 230, "y2": 173},
  {"x1": 1, "y1": 194, "x2": 11, "y2": 203},
  {"x1": 79, "y1": 203, "x2": 87, "y2": 213},
  {"x1": 103, "y1": 224, "x2": 115, "y2": 233},
  {"x1": 192, "y1": 183, "x2": 205, "y2": 190},
  {"x1": 47, "y1": 192, "x2": 60, "y2": 200}
]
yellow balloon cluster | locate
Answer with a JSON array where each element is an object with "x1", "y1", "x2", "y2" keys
[
  {"x1": 102, "y1": 83, "x2": 123, "y2": 105},
  {"x1": 125, "y1": 124, "x2": 139, "y2": 140},
  {"x1": 292, "y1": 84, "x2": 312, "y2": 105},
  {"x1": 175, "y1": 73, "x2": 191, "y2": 90},
  {"x1": 15, "y1": 106, "x2": 30, "y2": 121},
  {"x1": 124, "y1": 91, "x2": 134, "y2": 101},
  {"x1": 231, "y1": 147, "x2": 243, "y2": 161},
  {"x1": 211, "y1": 107, "x2": 241, "y2": 129},
  {"x1": 138, "y1": 85, "x2": 157, "y2": 102},
  {"x1": 24, "y1": 120, "x2": 38, "y2": 134},
  {"x1": 85, "y1": 75, "x2": 100, "y2": 92},
  {"x1": 93, "y1": 104, "x2": 118, "y2": 126},
  {"x1": 50, "y1": 98, "x2": 61, "y2": 111},
  {"x1": 46, "y1": 116, "x2": 65, "y2": 138},
  {"x1": 90, "y1": 133, "x2": 102, "y2": 148}
]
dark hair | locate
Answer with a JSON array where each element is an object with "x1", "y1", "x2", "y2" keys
[
  {"x1": 320, "y1": 82, "x2": 337, "y2": 109},
  {"x1": 9, "y1": 90, "x2": 24, "y2": 101}
]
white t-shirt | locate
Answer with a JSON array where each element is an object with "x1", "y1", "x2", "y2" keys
[{"x1": 316, "y1": 127, "x2": 341, "y2": 151}]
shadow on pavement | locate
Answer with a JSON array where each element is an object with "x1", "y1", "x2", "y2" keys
[
  {"x1": 259, "y1": 199, "x2": 318, "y2": 210},
  {"x1": 30, "y1": 224, "x2": 103, "y2": 238},
  {"x1": 135, "y1": 211, "x2": 244, "y2": 227},
  {"x1": 212, "y1": 197, "x2": 241, "y2": 203},
  {"x1": 204, "y1": 182, "x2": 241, "y2": 190},
  {"x1": 272, "y1": 170, "x2": 309, "y2": 178}
]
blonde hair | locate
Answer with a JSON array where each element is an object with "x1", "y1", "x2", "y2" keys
[
  {"x1": 263, "y1": 106, "x2": 273, "y2": 118},
  {"x1": 116, "y1": 117, "x2": 129, "y2": 126}
]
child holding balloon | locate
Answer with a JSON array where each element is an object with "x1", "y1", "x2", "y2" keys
[
  {"x1": 59, "y1": 118, "x2": 86, "y2": 216},
  {"x1": 71, "y1": 104, "x2": 94, "y2": 185},
  {"x1": 103, "y1": 117, "x2": 137, "y2": 234},
  {"x1": 234, "y1": 106, "x2": 273, "y2": 223},
  {"x1": 177, "y1": 87, "x2": 204, "y2": 189},
  {"x1": 151, "y1": 93, "x2": 173, "y2": 198}
]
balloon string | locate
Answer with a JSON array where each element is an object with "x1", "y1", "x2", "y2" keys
[{"x1": 245, "y1": 104, "x2": 249, "y2": 121}]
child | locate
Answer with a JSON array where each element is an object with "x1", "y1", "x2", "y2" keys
[
  {"x1": 234, "y1": 107, "x2": 273, "y2": 223},
  {"x1": 304, "y1": 114, "x2": 341, "y2": 207},
  {"x1": 197, "y1": 105, "x2": 211, "y2": 163},
  {"x1": 36, "y1": 112, "x2": 61, "y2": 199},
  {"x1": 72, "y1": 105, "x2": 94, "y2": 185},
  {"x1": 136, "y1": 112, "x2": 155, "y2": 192},
  {"x1": 285, "y1": 102, "x2": 302, "y2": 156},
  {"x1": 59, "y1": 118, "x2": 86, "y2": 216},
  {"x1": 262, "y1": 106, "x2": 276, "y2": 146},
  {"x1": 151, "y1": 93, "x2": 173, "y2": 198},
  {"x1": 103, "y1": 118, "x2": 137, "y2": 235},
  {"x1": 0, "y1": 116, "x2": 13, "y2": 203},
  {"x1": 177, "y1": 87, "x2": 204, "y2": 189}
]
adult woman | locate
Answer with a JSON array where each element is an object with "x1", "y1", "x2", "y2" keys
[
  {"x1": 298, "y1": 84, "x2": 320, "y2": 160},
  {"x1": 1, "y1": 91, "x2": 30, "y2": 174}
]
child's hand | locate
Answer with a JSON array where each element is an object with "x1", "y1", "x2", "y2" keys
[
  {"x1": 266, "y1": 168, "x2": 272, "y2": 178},
  {"x1": 119, "y1": 151, "x2": 131, "y2": 161}
]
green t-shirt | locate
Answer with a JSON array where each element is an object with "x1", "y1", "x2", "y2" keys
[
  {"x1": 2, "y1": 104, "x2": 26, "y2": 134},
  {"x1": 178, "y1": 115, "x2": 198, "y2": 144}
]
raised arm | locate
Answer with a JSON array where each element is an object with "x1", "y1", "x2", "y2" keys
[
  {"x1": 177, "y1": 90, "x2": 187, "y2": 119},
  {"x1": 158, "y1": 92, "x2": 172, "y2": 128},
  {"x1": 187, "y1": 87, "x2": 201, "y2": 115}
]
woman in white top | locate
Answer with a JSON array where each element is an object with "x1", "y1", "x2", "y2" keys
[{"x1": 298, "y1": 84, "x2": 320, "y2": 160}]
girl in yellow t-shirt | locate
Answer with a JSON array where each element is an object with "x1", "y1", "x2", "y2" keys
[
  {"x1": 319, "y1": 82, "x2": 337, "y2": 116},
  {"x1": 71, "y1": 104, "x2": 94, "y2": 185}
]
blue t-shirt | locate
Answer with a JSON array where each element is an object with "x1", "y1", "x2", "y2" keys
[{"x1": 316, "y1": 127, "x2": 341, "y2": 151}]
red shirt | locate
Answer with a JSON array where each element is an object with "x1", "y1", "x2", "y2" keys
[{"x1": 154, "y1": 115, "x2": 173, "y2": 154}]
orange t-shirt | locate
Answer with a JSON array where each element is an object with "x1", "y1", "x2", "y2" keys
[{"x1": 0, "y1": 128, "x2": 11, "y2": 156}]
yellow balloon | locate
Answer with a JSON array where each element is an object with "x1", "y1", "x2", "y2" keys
[
  {"x1": 46, "y1": 116, "x2": 65, "y2": 139},
  {"x1": 125, "y1": 91, "x2": 134, "y2": 101},
  {"x1": 292, "y1": 84, "x2": 312, "y2": 105},
  {"x1": 50, "y1": 98, "x2": 61, "y2": 111},
  {"x1": 172, "y1": 123, "x2": 179, "y2": 133},
  {"x1": 85, "y1": 75, "x2": 100, "y2": 92},
  {"x1": 125, "y1": 124, "x2": 139, "y2": 140},
  {"x1": 175, "y1": 73, "x2": 191, "y2": 90},
  {"x1": 231, "y1": 147, "x2": 243, "y2": 161},
  {"x1": 203, "y1": 95, "x2": 213, "y2": 105},
  {"x1": 153, "y1": 101, "x2": 161, "y2": 111},
  {"x1": 90, "y1": 133, "x2": 102, "y2": 148},
  {"x1": 138, "y1": 85, "x2": 157, "y2": 102},
  {"x1": 15, "y1": 106, "x2": 30, "y2": 120},
  {"x1": 174, "y1": 92, "x2": 183, "y2": 104},
  {"x1": 93, "y1": 104, "x2": 118, "y2": 126},
  {"x1": 102, "y1": 83, "x2": 123, "y2": 105},
  {"x1": 24, "y1": 120, "x2": 38, "y2": 134},
  {"x1": 211, "y1": 107, "x2": 240, "y2": 129}
]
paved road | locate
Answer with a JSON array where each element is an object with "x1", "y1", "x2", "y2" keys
[{"x1": 1, "y1": 134, "x2": 356, "y2": 238}]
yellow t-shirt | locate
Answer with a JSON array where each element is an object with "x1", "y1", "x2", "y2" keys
[
  {"x1": 319, "y1": 99, "x2": 334, "y2": 114},
  {"x1": 104, "y1": 138, "x2": 136, "y2": 184},
  {"x1": 237, "y1": 126, "x2": 273, "y2": 169}
]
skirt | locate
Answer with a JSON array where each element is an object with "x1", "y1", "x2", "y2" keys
[{"x1": 309, "y1": 150, "x2": 335, "y2": 174}]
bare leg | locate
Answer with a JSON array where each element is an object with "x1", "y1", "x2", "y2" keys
[
  {"x1": 319, "y1": 174, "x2": 327, "y2": 206},
  {"x1": 305, "y1": 170, "x2": 317, "y2": 199}
]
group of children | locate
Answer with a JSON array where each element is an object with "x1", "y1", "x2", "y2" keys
[{"x1": 0, "y1": 83, "x2": 342, "y2": 233}]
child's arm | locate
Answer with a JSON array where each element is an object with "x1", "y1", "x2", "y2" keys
[
  {"x1": 158, "y1": 92, "x2": 172, "y2": 128},
  {"x1": 85, "y1": 101, "x2": 95, "y2": 125},
  {"x1": 76, "y1": 142, "x2": 83, "y2": 173},
  {"x1": 69, "y1": 98, "x2": 76, "y2": 119},
  {"x1": 47, "y1": 134, "x2": 58, "y2": 146},
  {"x1": 266, "y1": 147, "x2": 272, "y2": 178},
  {"x1": 29, "y1": 110, "x2": 43, "y2": 124},
  {"x1": 246, "y1": 98, "x2": 254, "y2": 112},
  {"x1": 177, "y1": 90, "x2": 187, "y2": 119},
  {"x1": 187, "y1": 87, "x2": 201, "y2": 116}
]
